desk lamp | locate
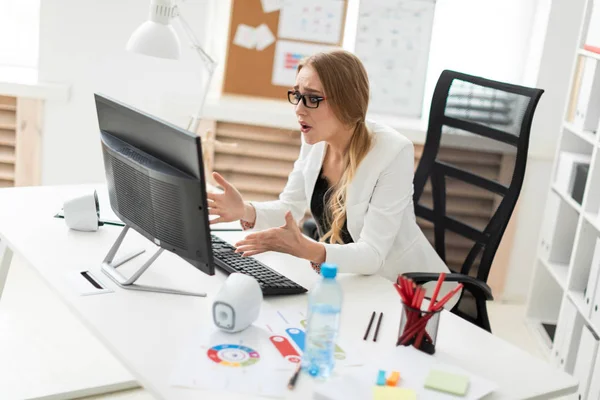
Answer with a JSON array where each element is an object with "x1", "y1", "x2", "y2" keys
[{"x1": 126, "y1": 0, "x2": 216, "y2": 133}]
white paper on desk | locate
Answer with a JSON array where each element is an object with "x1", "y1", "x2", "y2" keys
[
  {"x1": 255, "y1": 23, "x2": 276, "y2": 51},
  {"x1": 170, "y1": 324, "x2": 290, "y2": 398},
  {"x1": 261, "y1": 0, "x2": 283, "y2": 13},
  {"x1": 278, "y1": 0, "x2": 345, "y2": 44},
  {"x1": 233, "y1": 24, "x2": 257, "y2": 49},
  {"x1": 256, "y1": 307, "x2": 365, "y2": 369},
  {"x1": 64, "y1": 270, "x2": 114, "y2": 296},
  {"x1": 272, "y1": 40, "x2": 338, "y2": 87},
  {"x1": 314, "y1": 346, "x2": 498, "y2": 400}
]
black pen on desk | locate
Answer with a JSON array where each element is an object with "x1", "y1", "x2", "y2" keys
[
  {"x1": 288, "y1": 363, "x2": 301, "y2": 390},
  {"x1": 363, "y1": 311, "x2": 376, "y2": 341},
  {"x1": 373, "y1": 312, "x2": 383, "y2": 342}
]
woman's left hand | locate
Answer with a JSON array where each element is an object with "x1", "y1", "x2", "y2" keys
[{"x1": 234, "y1": 211, "x2": 305, "y2": 258}]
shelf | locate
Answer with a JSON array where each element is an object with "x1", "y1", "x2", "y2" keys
[
  {"x1": 552, "y1": 185, "x2": 582, "y2": 213},
  {"x1": 529, "y1": 0, "x2": 600, "y2": 382},
  {"x1": 567, "y1": 290, "x2": 597, "y2": 333},
  {"x1": 577, "y1": 48, "x2": 600, "y2": 61},
  {"x1": 584, "y1": 212, "x2": 600, "y2": 232},
  {"x1": 563, "y1": 121, "x2": 596, "y2": 145},
  {"x1": 541, "y1": 257, "x2": 569, "y2": 289},
  {"x1": 526, "y1": 319, "x2": 555, "y2": 352},
  {"x1": 0, "y1": 104, "x2": 16, "y2": 112},
  {"x1": 0, "y1": 123, "x2": 16, "y2": 131}
]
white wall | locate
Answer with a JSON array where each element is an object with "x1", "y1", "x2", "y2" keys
[
  {"x1": 500, "y1": 0, "x2": 588, "y2": 301},
  {"x1": 38, "y1": 0, "x2": 210, "y2": 184},
  {"x1": 0, "y1": 0, "x2": 40, "y2": 69},
  {"x1": 422, "y1": 0, "x2": 539, "y2": 119}
]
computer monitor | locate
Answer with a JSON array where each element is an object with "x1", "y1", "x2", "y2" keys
[{"x1": 94, "y1": 93, "x2": 214, "y2": 296}]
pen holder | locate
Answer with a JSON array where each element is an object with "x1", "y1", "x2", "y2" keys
[{"x1": 397, "y1": 301, "x2": 441, "y2": 355}]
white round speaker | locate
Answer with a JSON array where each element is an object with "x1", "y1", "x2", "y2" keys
[
  {"x1": 212, "y1": 273, "x2": 263, "y2": 333},
  {"x1": 63, "y1": 190, "x2": 101, "y2": 232}
]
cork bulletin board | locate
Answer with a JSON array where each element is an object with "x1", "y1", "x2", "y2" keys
[{"x1": 222, "y1": 0, "x2": 348, "y2": 101}]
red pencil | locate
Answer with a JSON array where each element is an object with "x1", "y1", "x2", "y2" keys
[
  {"x1": 431, "y1": 283, "x2": 463, "y2": 312},
  {"x1": 428, "y1": 273, "x2": 446, "y2": 311},
  {"x1": 415, "y1": 273, "x2": 447, "y2": 348},
  {"x1": 400, "y1": 283, "x2": 463, "y2": 346},
  {"x1": 394, "y1": 284, "x2": 406, "y2": 303}
]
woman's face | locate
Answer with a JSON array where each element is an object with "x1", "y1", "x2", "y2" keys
[{"x1": 294, "y1": 65, "x2": 345, "y2": 145}]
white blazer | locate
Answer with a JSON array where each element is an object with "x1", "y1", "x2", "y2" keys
[{"x1": 250, "y1": 120, "x2": 450, "y2": 282}]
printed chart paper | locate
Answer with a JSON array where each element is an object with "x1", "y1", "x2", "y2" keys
[
  {"x1": 257, "y1": 307, "x2": 364, "y2": 369},
  {"x1": 272, "y1": 40, "x2": 338, "y2": 87},
  {"x1": 278, "y1": 0, "x2": 345, "y2": 44},
  {"x1": 171, "y1": 306, "x2": 364, "y2": 397},
  {"x1": 354, "y1": 0, "x2": 435, "y2": 117},
  {"x1": 170, "y1": 325, "x2": 290, "y2": 398}
]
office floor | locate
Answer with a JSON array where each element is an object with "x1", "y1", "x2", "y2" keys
[{"x1": 1, "y1": 254, "x2": 550, "y2": 400}]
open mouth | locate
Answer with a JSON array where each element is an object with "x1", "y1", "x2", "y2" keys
[{"x1": 299, "y1": 122, "x2": 312, "y2": 133}]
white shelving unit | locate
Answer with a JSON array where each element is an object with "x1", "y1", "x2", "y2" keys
[{"x1": 526, "y1": 0, "x2": 600, "y2": 398}]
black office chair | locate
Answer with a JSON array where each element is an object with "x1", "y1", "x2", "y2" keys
[{"x1": 403, "y1": 70, "x2": 544, "y2": 332}]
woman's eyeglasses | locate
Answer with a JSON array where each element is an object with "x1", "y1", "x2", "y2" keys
[{"x1": 287, "y1": 90, "x2": 326, "y2": 109}]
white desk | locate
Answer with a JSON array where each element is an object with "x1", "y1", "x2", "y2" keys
[{"x1": 0, "y1": 185, "x2": 577, "y2": 399}]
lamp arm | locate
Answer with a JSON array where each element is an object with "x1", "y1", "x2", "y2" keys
[{"x1": 176, "y1": 10, "x2": 217, "y2": 133}]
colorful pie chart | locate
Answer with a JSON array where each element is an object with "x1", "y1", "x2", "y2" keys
[{"x1": 207, "y1": 344, "x2": 260, "y2": 367}]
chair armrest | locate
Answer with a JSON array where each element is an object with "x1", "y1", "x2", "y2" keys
[
  {"x1": 401, "y1": 272, "x2": 494, "y2": 301},
  {"x1": 301, "y1": 217, "x2": 319, "y2": 241}
]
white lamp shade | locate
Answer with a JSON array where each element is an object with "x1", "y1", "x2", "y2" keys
[{"x1": 126, "y1": 20, "x2": 181, "y2": 60}]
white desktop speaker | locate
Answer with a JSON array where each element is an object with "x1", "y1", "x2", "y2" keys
[
  {"x1": 212, "y1": 273, "x2": 263, "y2": 333},
  {"x1": 64, "y1": 190, "x2": 101, "y2": 232}
]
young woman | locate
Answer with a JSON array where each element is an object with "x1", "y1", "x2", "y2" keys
[{"x1": 207, "y1": 50, "x2": 449, "y2": 282}]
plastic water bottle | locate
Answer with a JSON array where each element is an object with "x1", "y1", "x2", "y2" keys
[{"x1": 302, "y1": 263, "x2": 343, "y2": 379}]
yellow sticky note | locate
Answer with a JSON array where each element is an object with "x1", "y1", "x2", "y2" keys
[
  {"x1": 373, "y1": 386, "x2": 417, "y2": 400},
  {"x1": 424, "y1": 370, "x2": 470, "y2": 396}
]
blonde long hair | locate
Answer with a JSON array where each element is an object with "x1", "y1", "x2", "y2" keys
[{"x1": 298, "y1": 50, "x2": 372, "y2": 245}]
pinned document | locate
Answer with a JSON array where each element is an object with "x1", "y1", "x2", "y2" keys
[
  {"x1": 255, "y1": 24, "x2": 276, "y2": 51},
  {"x1": 277, "y1": 0, "x2": 345, "y2": 44},
  {"x1": 272, "y1": 40, "x2": 337, "y2": 86},
  {"x1": 233, "y1": 23, "x2": 275, "y2": 51},
  {"x1": 261, "y1": 0, "x2": 283, "y2": 13},
  {"x1": 233, "y1": 24, "x2": 257, "y2": 50}
]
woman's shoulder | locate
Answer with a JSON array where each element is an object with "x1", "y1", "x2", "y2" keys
[{"x1": 366, "y1": 119, "x2": 413, "y2": 155}]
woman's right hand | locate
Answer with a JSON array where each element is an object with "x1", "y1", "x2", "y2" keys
[{"x1": 207, "y1": 172, "x2": 247, "y2": 224}]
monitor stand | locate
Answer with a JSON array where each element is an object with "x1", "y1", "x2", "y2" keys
[{"x1": 101, "y1": 225, "x2": 207, "y2": 297}]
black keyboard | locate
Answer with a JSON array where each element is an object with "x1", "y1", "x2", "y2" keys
[{"x1": 211, "y1": 235, "x2": 307, "y2": 296}]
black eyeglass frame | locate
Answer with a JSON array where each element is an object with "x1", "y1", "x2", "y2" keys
[{"x1": 287, "y1": 90, "x2": 327, "y2": 109}]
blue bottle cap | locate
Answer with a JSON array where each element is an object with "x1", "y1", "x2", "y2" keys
[{"x1": 320, "y1": 263, "x2": 337, "y2": 279}]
